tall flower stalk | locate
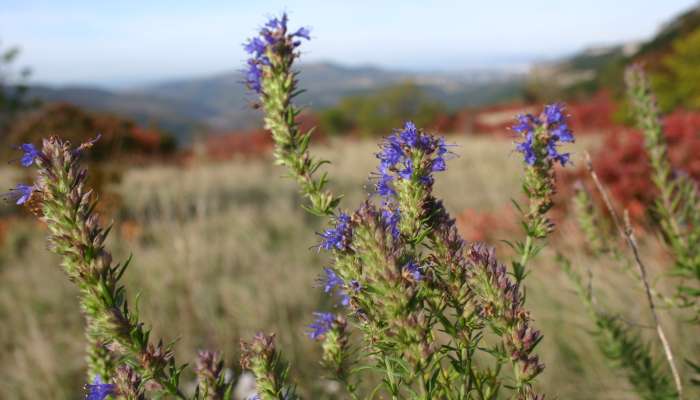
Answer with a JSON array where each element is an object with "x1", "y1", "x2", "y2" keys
[
  {"x1": 243, "y1": 13, "x2": 551, "y2": 399},
  {"x1": 511, "y1": 104, "x2": 574, "y2": 283},
  {"x1": 12, "y1": 138, "x2": 238, "y2": 399},
  {"x1": 244, "y1": 16, "x2": 339, "y2": 217},
  {"x1": 626, "y1": 65, "x2": 700, "y2": 318},
  {"x1": 15, "y1": 137, "x2": 192, "y2": 398}
]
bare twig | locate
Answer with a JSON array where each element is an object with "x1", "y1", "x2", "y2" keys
[{"x1": 585, "y1": 152, "x2": 683, "y2": 399}]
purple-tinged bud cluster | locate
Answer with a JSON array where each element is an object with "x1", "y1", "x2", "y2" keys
[
  {"x1": 318, "y1": 212, "x2": 352, "y2": 252},
  {"x1": 375, "y1": 121, "x2": 451, "y2": 194},
  {"x1": 513, "y1": 103, "x2": 574, "y2": 166},
  {"x1": 467, "y1": 243, "x2": 544, "y2": 381},
  {"x1": 243, "y1": 14, "x2": 310, "y2": 94},
  {"x1": 307, "y1": 312, "x2": 335, "y2": 340},
  {"x1": 85, "y1": 375, "x2": 115, "y2": 400}
]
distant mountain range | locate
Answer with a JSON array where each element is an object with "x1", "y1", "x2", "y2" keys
[
  {"x1": 27, "y1": 62, "x2": 525, "y2": 143},
  {"x1": 527, "y1": 4, "x2": 700, "y2": 99}
]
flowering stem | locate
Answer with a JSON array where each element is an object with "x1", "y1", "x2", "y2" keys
[
  {"x1": 248, "y1": 16, "x2": 340, "y2": 217},
  {"x1": 36, "y1": 137, "x2": 187, "y2": 399}
]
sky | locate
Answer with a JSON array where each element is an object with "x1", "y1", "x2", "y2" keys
[{"x1": 1, "y1": 0, "x2": 698, "y2": 87}]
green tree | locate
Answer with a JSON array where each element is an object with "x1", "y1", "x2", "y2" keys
[
  {"x1": 651, "y1": 27, "x2": 700, "y2": 112},
  {"x1": 320, "y1": 82, "x2": 445, "y2": 136}
]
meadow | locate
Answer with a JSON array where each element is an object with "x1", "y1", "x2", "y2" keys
[{"x1": 1, "y1": 134, "x2": 696, "y2": 399}]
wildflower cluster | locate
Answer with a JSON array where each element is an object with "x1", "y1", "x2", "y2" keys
[
  {"x1": 513, "y1": 104, "x2": 573, "y2": 166},
  {"x1": 243, "y1": 14, "x2": 338, "y2": 217},
  {"x1": 243, "y1": 15, "x2": 310, "y2": 94},
  {"x1": 241, "y1": 14, "x2": 549, "y2": 399},
  {"x1": 8, "y1": 137, "x2": 238, "y2": 399},
  {"x1": 511, "y1": 104, "x2": 575, "y2": 282}
]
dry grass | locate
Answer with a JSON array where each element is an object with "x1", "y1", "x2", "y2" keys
[{"x1": 0, "y1": 135, "x2": 696, "y2": 399}]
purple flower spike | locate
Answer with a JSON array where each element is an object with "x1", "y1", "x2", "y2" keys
[
  {"x1": 307, "y1": 312, "x2": 334, "y2": 340},
  {"x1": 512, "y1": 104, "x2": 574, "y2": 167},
  {"x1": 19, "y1": 143, "x2": 40, "y2": 167},
  {"x1": 243, "y1": 14, "x2": 310, "y2": 94},
  {"x1": 374, "y1": 121, "x2": 451, "y2": 198},
  {"x1": 4, "y1": 184, "x2": 35, "y2": 205},
  {"x1": 85, "y1": 375, "x2": 115, "y2": 400}
]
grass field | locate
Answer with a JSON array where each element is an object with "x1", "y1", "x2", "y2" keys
[{"x1": 0, "y1": 135, "x2": 697, "y2": 399}]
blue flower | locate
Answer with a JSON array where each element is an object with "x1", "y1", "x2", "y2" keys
[
  {"x1": 399, "y1": 121, "x2": 419, "y2": 147},
  {"x1": 374, "y1": 121, "x2": 450, "y2": 196},
  {"x1": 376, "y1": 173, "x2": 395, "y2": 197},
  {"x1": 321, "y1": 267, "x2": 343, "y2": 294},
  {"x1": 85, "y1": 375, "x2": 115, "y2": 400},
  {"x1": 512, "y1": 114, "x2": 539, "y2": 133},
  {"x1": 244, "y1": 37, "x2": 266, "y2": 56},
  {"x1": 552, "y1": 123, "x2": 574, "y2": 143},
  {"x1": 19, "y1": 143, "x2": 40, "y2": 167},
  {"x1": 543, "y1": 103, "x2": 566, "y2": 125},
  {"x1": 4, "y1": 184, "x2": 35, "y2": 205},
  {"x1": 512, "y1": 104, "x2": 574, "y2": 167},
  {"x1": 307, "y1": 312, "x2": 334, "y2": 340},
  {"x1": 547, "y1": 141, "x2": 570, "y2": 166},
  {"x1": 245, "y1": 60, "x2": 264, "y2": 94},
  {"x1": 404, "y1": 259, "x2": 423, "y2": 281},
  {"x1": 292, "y1": 27, "x2": 311, "y2": 40},
  {"x1": 319, "y1": 213, "x2": 351, "y2": 251},
  {"x1": 339, "y1": 280, "x2": 361, "y2": 306},
  {"x1": 398, "y1": 158, "x2": 413, "y2": 179},
  {"x1": 431, "y1": 157, "x2": 446, "y2": 172},
  {"x1": 515, "y1": 131, "x2": 536, "y2": 165},
  {"x1": 378, "y1": 139, "x2": 403, "y2": 169},
  {"x1": 382, "y1": 208, "x2": 401, "y2": 238},
  {"x1": 265, "y1": 16, "x2": 283, "y2": 29}
]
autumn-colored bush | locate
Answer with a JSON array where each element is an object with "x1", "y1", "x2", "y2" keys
[
  {"x1": 5, "y1": 102, "x2": 176, "y2": 162},
  {"x1": 566, "y1": 108, "x2": 700, "y2": 221}
]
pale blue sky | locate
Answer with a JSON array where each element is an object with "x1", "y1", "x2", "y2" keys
[{"x1": 1, "y1": 0, "x2": 698, "y2": 87}]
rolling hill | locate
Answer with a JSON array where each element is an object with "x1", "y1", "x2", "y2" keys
[{"x1": 27, "y1": 62, "x2": 524, "y2": 143}]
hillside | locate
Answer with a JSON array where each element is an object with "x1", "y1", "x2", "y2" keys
[
  {"x1": 526, "y1": 4, "x2": 700, "y2": 102},
  {"x1": 26, "y1": 62, "x2": 524, "y2": 143}
]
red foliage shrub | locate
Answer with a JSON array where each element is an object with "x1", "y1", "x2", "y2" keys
[
  {"x1": 564, "y1": 108, "x2": 700, "y2": 221},
  {"x1": 566, "y1": 90, "x2": 618, "y2": 133},
  {"x1": 202, "y1": 111, "x2": 328, "y2": 161},
  {"x1": 456, "y1": 206, "x2": 517, "y2": 243},
  {"x1": 204, "y1": 129, "x2": 274, "y2": 160},
  {"x1": 454, "y1": 91, "x2": 618, "y2": 136}
]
